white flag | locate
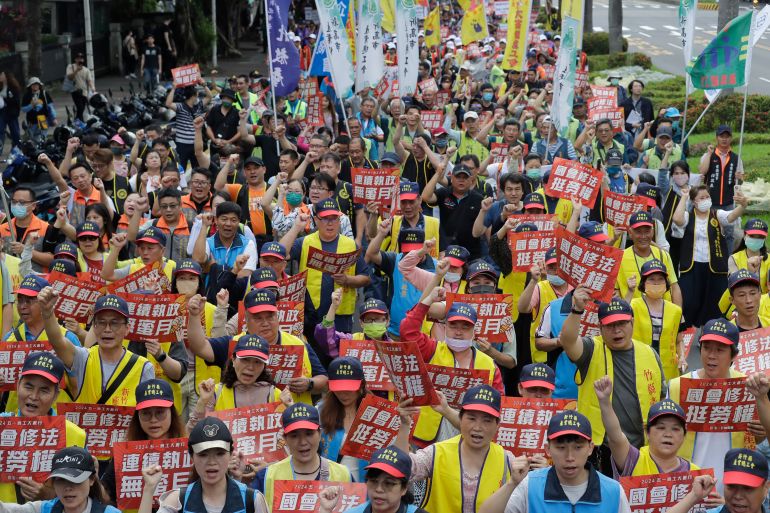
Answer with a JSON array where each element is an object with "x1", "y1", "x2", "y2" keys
[
  {"x1": 316, "y1": 0, "x2": 355, "y2": 97},
  {"x1": 752, "y1": 5, "x2": 770, "y2": 46},
  {"x1": 395, "y1": 0, "x2": 419, "y2": 95},
  {"x1": 355, "y1": 0, "x2": 385, "y2": 90},
  {"x1": 552, "y1": 18, "x2": 578, "y2": 136},
  {"x1": 678, "y1": 0, "x2": 697, "y2": 93}
]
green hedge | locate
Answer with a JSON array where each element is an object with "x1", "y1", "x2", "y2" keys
[
  {"x1": 587, "y1": 52, "x2": 652, "y2": 72},
  {"x1": 583, "y1": 32, "x2": 629, "y2": 55},
  {"x1": 681, "y1": 95, "x2": 770, "y2": 134}
]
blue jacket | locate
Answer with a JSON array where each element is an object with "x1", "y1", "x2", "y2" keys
[{"x1": 527, "y1": 466, "x2": 621, "y2": 513}]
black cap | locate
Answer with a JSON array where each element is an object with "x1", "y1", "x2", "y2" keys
[
  {"x1": 188, "y1": 417, "x2": 233, "y2": 454},
  {"x1": 328, "y1": 357, "x2": 365, "y2": 392},
  {"x1": 716, "y1": 124, "x2": 732, "y2": 136},
  {"x1": 135, "y1": 379, "x2": 175, "y2": 410},
  {"x1": 366, "y1": 446, "x2": 412, "y2": 480},
  {"x1": 48, "y1": 447, "x2": 96, "y2": 483},
  {"x1": 724, "y1": 449, "x2": 769, "y2": 488},
  {"x1": 606, "y1": 148, "x2": 623, "y2": 166},
  {"x1": 728, "y1": 269, "x2": 760, "y2": 291},
  {"x1": 547, "y1": 410, "x2": 592, "y2": 441},
  {"x1": 21, "y1": 352, "x2": 65, "y2": 384},
  {"x1": 244, "y1": 156, "x2": 265, "y2": 167},
  {"x1": 220, "y1": 88, "x2": 236, "y2": 100}
]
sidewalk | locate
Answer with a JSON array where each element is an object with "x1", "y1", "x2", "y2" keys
[{"x1": 48, "y1": 40, "x2": 268, "y2": 125}]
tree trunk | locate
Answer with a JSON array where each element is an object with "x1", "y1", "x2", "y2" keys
[
  {"x1": 175, "y1": 0, "x2": 198, "y2": 63},
  {"x1": 608, "y1": 0, "x2": 623, "y2": 53},
  {"x1": 584, "y1": 0, "x2": 593, "y2": 35},
  {"x1": 717, "y1": 0, "x2": 738, "y2": 31},
  {"x1": 27, "y1": 0, "x2": 42, "y2": 77}
]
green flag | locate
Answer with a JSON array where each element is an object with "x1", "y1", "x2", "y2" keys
[{"x1": 688, "y1": 10, "x2": 753, "y2": 90}]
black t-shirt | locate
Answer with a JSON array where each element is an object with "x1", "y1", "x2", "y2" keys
[
  {"x1": 206, "y1": 106, "x2": 240, "y2": 141},
  {"x1": 435, "y1": 187, "x2": 483, "y2": 259},
  {"x1": 101, "y1": 174, "x2": 132, "y2": 216},
  {"x1": 143, "y1": 46, "x2": 160, "y2": 69}
]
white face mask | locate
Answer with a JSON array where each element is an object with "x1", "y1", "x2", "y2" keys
[
  {"x1": 696, "y1": 199, "x2": 712, "y2": 213},
  {"x1": 444, "y1": 272, "x2": 462, "y2": 283},
  {"x1": 445, "y1": 337, "x2": 473, "y2": 351},
  {"x1": 176, "y1": 280, "x2": 199, "y2": 296},
  {"x1": 673, "y1": 174, "x2": 689, "y2": 187}
]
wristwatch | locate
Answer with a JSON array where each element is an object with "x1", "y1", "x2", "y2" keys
[
  {"x1": 156, "y1": 351, "x2": 168, "y2": 363},
  {"x1": 307, "y1": 378, "x2": 315, "y2": 392},
  {"x1": 571, "y1": 308, "x2": 585, "y2": 315}
]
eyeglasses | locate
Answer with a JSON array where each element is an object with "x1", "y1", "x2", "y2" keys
[
  {"x1": 366, "y1": 477, "x2": 402, "y2": 491},
  {"x1": 190, "y1": 180, "x2": 210, "y2": 186},
  {"x1": 159, "y1": 203, "x2": 180, "y2": 210},
  {"x1": 318, "y1": 216, "x2": 340, "y2": 223},
  {"x1": 93, "y1": 319, "x2": 127, "y2": 330},
  {"x1": 78, "y1": 236, "x2": 99, "y2": 242},
  {"x1": 309, "y1": 186, "x2": 330, "y2": 192},
  {"x1": 138, "y1": 408, "x2": 169, "y2": 420}
]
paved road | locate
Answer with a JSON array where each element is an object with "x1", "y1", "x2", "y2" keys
[{"x1": 591, "y1": 0, "x2": 770, "y2": 94}]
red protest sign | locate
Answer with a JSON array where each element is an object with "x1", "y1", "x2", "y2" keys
[
  {"x1": 495, "y1": 397, "x2": 571, "y2": 456},
  {"x1": 426, "y1": 364, "x2": 489, "y2": 408},
  {"x1": 545, "y1": 158, "x2": 603, "y2": 208},
  {"x1": 211, "y1": 402, "x2": 287, "y2": 462},
  {"x1": 679, "y1": 377, "x2": 756, "y2": 432},
  {"x1": 588, "y1": 85, "x2": 618, "y2": 110},
  {"x1": 351, "y1": 167, "x2": 400, "y2": 206},
  {"x1": 681, "y1": 327, "x2": 697, "y2": 360},
  {"x1": 445, "y1": 293, "x2": 516, "y2": 343},
  {"x1": 267, "y1": 343, "x2": 305, "y2": 387},
  {"x1": 277, "y1": 300, "x2": 305, "y2": 339},
  {"x1": 299, "y1": 78, "x2": 319, "y2": 101},
  {"x1": 420, "y1": 110, "x2": 444, "y2": 131},
  {"x1": 306, "y1": 94, "x2": 324, "y2": 126},
  {"x1": 339, "y1": 339, "x2": 395, "y2": 392},
  {"x1": 544, "y1": 64, "x2": 555, "y2": 80},
  {"x1": 375, "y1": 340, "x2": 439, "y2": 406},
  {"x1": 58, "y1": 403, "x2": 133, "y2": 458},
  {"x1": 171, "y1": 64, "x2": 201, "y2": 87},
  {"x1": 0, "y1": 416, "x2": 66, "y2": 482},
  {"x1": 374, "y1": 76, "x2": 390, "y2": 98},
  {"x1": 436, "y1": 90, "x2": 451, "y2": 108},
  {"x1": 48, "y1": 270, "x2": 104, "y2": 323},
  {"x1": 507, "y1": 214, "x2": 559, "y2": 232},
  {"x1": 339, "y1": 394, "x2": 400, "y2": 460},
  {"x1": 620, "y1": 469, "x2": 715, "y2": 513},
  {"x1": 490, "y1": 142, "x2": 509, "y2": 164},
  {"x1": 306, "y1": 247, "x2": 362, "y2": 275},
  {"x1": 588, "y1": 107, "x2": 624, "y2": 133},
  {"x1": 578, "y1": 301, "x2": 601, "y2": 338},
  {"x1": 419, "y1": 78, "x2": 438, "y2": 93},
  {"x1": 555, "y1": 226, "x2": 623, "y2": 302},
  {"x1": 113, "y1": 437, "x2": 192, "y2": 510},
  {"x1": 106, "y1": 262, "x2": 170, "y2": 294},
  {"x1": 0, "y1": 341, "x2": 53, "y2": 391},
  {"x1": 272, "y1": 481, "x2": 368, "y2": 513},
  {"x1": 118, "y1": 293, "x2": 187, "y2": 342},
  {"x1": 603, "y1": 191, "x2": 648, "y2": 228},
  {"x1": 735, "y1": 327, "x2": 770, "y2": 375},
  {"x1": 279, "y1": 271, "x2": 307, "y2": 303},
  {"x1": 576, "y1": 70, "x2": 589, "y2": 89},
  {"x1": 507, "y1": 230, "x2": 557, "y2": 272}
]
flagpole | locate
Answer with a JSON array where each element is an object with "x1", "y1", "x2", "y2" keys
[
  {"x1": 738, "y1": 84, "x2": 749, "y2": 165},
  {"x1": 681, "y1": 87, "x2": 689, "y2": 148},
  {"x1": 682, "y1": 99, "x2": 717, "y2": 145},
  {"x1": 327, "y1": 54, "x2": 351, "y2": 136},
  {"x1": 264, "y1": 0, "x2": 280, "y2": 155}
]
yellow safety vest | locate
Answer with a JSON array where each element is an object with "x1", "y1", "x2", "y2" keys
[
  {"x1": 5, "y1": 255, "x2": 20, "y2": 326},
  {"x1": 616, "y1": 246, "x2": 676, "y2": 302},
  {"x1": 530, "y1": 280, "x2": 559, "y2": 364},
  {"x1": 122, "y1": 340, "x2": 183, "y2": 414},
  {"x1": 383, "y1": 216, "x2": 440, "y2": 258},
  {"x1": 128, "y1": 259, "x2": 176, "y2": 282},
  {"x1": 75, "y1": 346, "x2": 148, "y2": 406},
  {"x1": 535, "y1": 187, "x2": 573, "y2": 226},
  {"x1": 631, "y1": 297, "x2": 682, "y2": 381},
  {"x1": 719, "y1": 251, "x2": 770, "y2": 316},
  {"x1": 193, "y1": 303, "x2": 222, "y2": 393},
  {"x1": 498, "y1": 271, "x2": 526, "y2": 323},
  {"x1": 669, "y1": 369, "x2": 746, "y2": 460},
  {"x1": 264, "y1": 456, "x2": 352, "y2": 510},
  {"x1": 756, "y1": 295, "x2": 770, "y2": 326},
  {"x1": 213, "y1": 382, "x2": 281, "y2": 411},
  {"x1": 576, "y1": 336, "x2": 662, "y2": 446},
  {"x1": 630, "y1": 445, "x2": 699, "y2": 476},
  {"x1": 457, "y1": 131, "x2": 489, "y2": 162},
  {"x1": 0, "y1": 418, "x2": 85, "y2": 502},
  {"x1": 413, "y1": 343, "x2": 496, "y2": 444},
  {"x1": 300, "y1": 232, "x2": 357, "y2": 315},
  {"x1": 421, "y1": 434, "x2": 510, "y2": 513},
  {"x1": 233, "y1": 331, "x2": 314, "y2": 405}
]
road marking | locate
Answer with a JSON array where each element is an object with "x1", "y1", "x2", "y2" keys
[
  {"x1": 667, "y1": 42, "x2": 681, "y2": 49},
  {"x1": 623, "y1": 26, "x2": 630, "y2": 31},
  {"x1": 759, "y1": 77, "x2": 770, "y2": 84},
  {"x1": 640, "y1": 25, "x2": 655, "y2": 31},
  {"x1": 696, "y1": 26, "x2": 704, "y2": 30},
  {"x1": 639, "y1": 32, "x2": 652, "y2": 37},
  {"x1": 670, "y1": 31, "x2": 680, "y2": 36},
  {"x1": 594, "y1": 26, "x2": 604, "y2": 31},
  {"x1": 663, "y1": 25, "x2": 679, "y2": 31}
]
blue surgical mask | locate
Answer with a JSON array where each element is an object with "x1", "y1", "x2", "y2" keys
[
  {"x1": 482, "y1": 92, "x2": 494, "y2": 102},
  {"x1": 525, "y1": 168, "x2": 541, "y2": 180},
  {"x1": 11, "y1": 203, "x2": 27, "y2": 218},
  {"x1": 746, "y1": 237, "x2": 766, "y2": 252},
  {"x1": 547, "y1": 274, "x2": 566, "y2": 287},
  {"x1": 286, "y1": 192, "x2": 304, "y2": 207},
  {"x1": 607, "y1": 166, "x2": 622, "y2": 178}
]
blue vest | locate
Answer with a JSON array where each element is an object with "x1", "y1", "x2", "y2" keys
[
  {"x1": 182, "y1": 478, "x2": 258, "y2": 513},
  {"x1": 388, "y1": 254, "x2": 435, "y2": 337},
  {"x1": 533, "y1": 137, "x2": 571, "y2": 162},
  {"x1": 345, "y1": 503, "x2": 420, "y2": 513},
  {"x1": 321, "y1": 427, "x2": 368, "y2": 481},
  {"x1": 206, "y1": 232, "x2": 248, "y2": 270},
  {"x1": 42, "y1": 498, "x2": 117, "y2": 513},
  {"x1": 548, "y1": 295, "x2": 578, "y2": 399},
  {"x1": 527, "y1": 466, "x2": 621, "y2": 513}
]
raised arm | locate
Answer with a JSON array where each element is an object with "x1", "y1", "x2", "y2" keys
[
  {"x1": 557, "y1": 284, "x2": 591, "y2": 362},
  {"x1": 517, "y1": 262, "x2": 543, "y2": 314},
  {"x1": 101, "y1": 233, "x2": 129, "y2": 281},
  {"x1": 672, "y1": 184, "x2": 690, "y2": 228},
  {"x1": 185, "y1": 294, "x2": 216, "y2": 362},
  {"x1": 193, "y1": 117, "x2": 211, "y2": 169},
  {"x1": 420, "y1": 161, "x2": 447, "y2": 205},
  {"x1": 594, "y1": 376, "x2": 631, "y2": 471},
  {"x1": 37, "y1": 287, "x2": 76, "y2": 368},
  {"x1": 365, "y1": 218, "x2": 391, "y2": 266}
]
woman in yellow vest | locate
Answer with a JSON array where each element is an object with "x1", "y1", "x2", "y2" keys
[
  {"x1": 73, "y1": 220, "x2": 110, "y2": 284},
  {"x1": 257, "y1": 403, "x2": 352, "y2": 509},
  {"x1": 0, "y1": 352, "x2": 86, "y2": 504},
  {"x1": 595, "y1": 376, "x2": 697, "y2": 477},
  {"x1": 719, "y1": 218, "x2": 770, "y2": 316},
  {"x1": 101, "y1": 379, "x2": 187, "y2": 507},
  {"x1": 629, "y1": 259, "x2": 685, "y2": 380}
]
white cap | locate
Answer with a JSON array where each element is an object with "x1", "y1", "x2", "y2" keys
[
  {"x1": 483, "y1": 45, "x2": 493, "y2": 53},
  {"x1": 293, "y1": 36, "x2": 301, "y2": 42},
  {"x1": 447, "y1": 40, "x2": 456, "y2": 49},
  {"x1": 464, "y1": 111, "x2": 479, "y2": 120},
  {"x1": 309, "y1": 33, "x2": 317, "y2": 39},
  {"x1": 387, "y1": 42, "x2": 396, "y2": 50},
  {"x1": 418, "y1": 31, "x2": 424, "y2": 37},
  {"x1": 554, "y1": 35, "x2": 561, "y2": 40},
  {"x1": 539, "y1": 34, "x2": 547, "y2": 41}
]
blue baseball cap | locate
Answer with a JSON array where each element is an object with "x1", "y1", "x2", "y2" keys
[
  {"x1": 54, "y1": 241, "x2": 78, "y2": 260},
  {"x1": 94, "y1": 294, "x2": 129, "y2": 318},
  {"x1": 646, "y1": 399, "x2": 685, "y2": 429},
  {"x1": 135, "y1": 379, "x2": 175, "y2": 410},
  {"x1": 175, "y1": 259, "x2": 202, "y2": 276},
  {"x1": 445, "y1": 245, "x2": 470, "y2": 267},
  {"x1": 523, "y1": 193, "x2": 546, "y2": 210},
  {"x1": 398, "y1": 227, "x2": 425, "y2": 252},
  {"x1": 76, "y1": 221, "x2": 100, "y2": 238},
  {"x1": 578, "y1": 221, "x2": 609, "y2": 242},
  {"x1": 261, "y1": 241, "x2": 287, "y2": 260},
  {"x1": 700, "y1": 318, "x2": 740, "y2": 347},
  {"x1": 544, "y1": 247, "x2": 557, "y2": 265},
  {"x1": 467, "y1": 260, "x2": 500, "y2": 282},
  {"x1": 745, "y1": 219, "x2": 768, "y2": 237},
  {"x1": 629, "y1": 211, "x2": 654, "y2": 229},
  {"x1": 234, "y1": 334, "x2": 270, "y2": 362},
  {"x1": 724, "y1": 449, "x2": 769, "y2": 488},
  {"x1": 716, "y1": 124, "x2": 732, "y2": 136},
  {"x1": 281, "y1": 403, "x2": 321, "y2": 433},
  {"x1": 21, "y1": 351, "x2": 65, "y2": 384},
  {"x1": 728, "y1": 269, "x2": 760, "y2": 291},
  {"x1": 519, "y1": 363, "x2": 555, "y2": 391},
  {"x1": 548, "y1": 410, "x2": 592, "y2": 441},
  {"x1": 446, "y1": 302, "x2": 478, "y2": 325},
  {"x1": 137, "y1": 226, "x2": 167, "y2": 246},
  {"x1": 399, "y1": 181, "x2": 420, "y2": 201},
  {"x1": 328, "y1": 357, "x2": 365, "y2": 392},
  {"x1": 16, "y1": 274, "x2": 49, "y2": 297},
  {"x1": 49, "y1": 259, "x2": 78, "y2": 277},
  {"x1": 635, "y1": 184, "x2": 659, "y2": 208},
  {"x1": 314, "y1": 198, "x2": 343, "y2": 218},
  {"x1": 244, "y1": 288, "x2": 278, "y2": 314},
  {"x1": 640, "y1": 259, "x2": 667, "y2": 278},
  {"x1": 366, "y1": 446, "x2": 412, "y2": 479},
  {"x1": 515, "y1": 222, "x2": 538, "y2": 233},
  {"x1": 360, "y1": 297, "x2": 389, "y2": 317},
  {"x1": 250, "y1": 267, "x2": 279, "y2": 289},
  {"x1": 598, "y1": 298, "x2": 633, "y2": 325},
  {"x1": 461, "y1": 384, "x2": 501, "y2": 417}
]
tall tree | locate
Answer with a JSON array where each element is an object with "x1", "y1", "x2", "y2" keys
[
  {"x1": 717, "y1": 0, "x2": 738, "y2": 31},
  {"x1": 608, "y1": 0, "x2": 623, "y2": 53},
  {"x1": 27, "y1": 0, "x2": 42, "y2": 76},
  {"x1": 584, "y1": 0, "x2": 593, "y2": 35}
]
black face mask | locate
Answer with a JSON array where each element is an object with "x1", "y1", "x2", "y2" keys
[{"x1": 469, "y1": 284, "x2": 497, "y2": 294}]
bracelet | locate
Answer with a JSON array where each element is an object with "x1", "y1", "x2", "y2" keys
[
  {"x1": 571, "y1": 308, "x2": 585, "y2": 315},
  {"x1": 307, "y1": 378, "x2": 315, "y2": 392},
  {"x1": 155, "y1": 352, "x2": 167, "y2": 363}
]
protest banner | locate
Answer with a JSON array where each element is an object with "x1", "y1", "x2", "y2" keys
[
  {"x1": 418, "y1": 78, "x2": 438, "y2": 93},
  {"x1": 555, "y1": 226, "x2": 623, "y2": 302},
  {"x1": 351, "y1": 167, "x2": 400, "y2": 207},
  {"x1": 545, "y1": 158, "x2": 603, "y2": 208},
  {"x1": 575, "y1": 69, "x2": 589, "y2": 88},
  {"x1": 113, "y1": 438, "x2": 192, "y2": 510},
  {"x1": 426, "y1": 364, "x2": 489, "y2": 408},
  {"x1": 494, "y1": 0, "x2": 509, "y2": 16},
  {"x1": 679, "y1": 377, "x2": 757, "y2": 432},
  {"x1": 211, "y1": 402, "x2": 286, "y2": 462},
  {"x1": 374, "y1": 76, "x2": 390, "y2": 99},
  {"x1": 620, "y1": 469, "x2": 715, "y2": 513},
  {"x1": 436, "y1": 90, "x2": 451, "y2": 108},
  {"x1": 588, "y1": 106, "x2": 624, "y2": 133},
  {"x1": 306, "y1": 94, "x2": 324, "y2": 126},
  {"x1": 171, "y1": 64, "x2": 201, "y2": 87},
  {"x1": 495, "y1": 397, "x2": 571, "y2": 456},
  {"x1": 277, "y1": 300, "x2": 305, "y2": 339},
  {"x1": 272, "y1": 481, "x2": 368, "y2": 513},
  {"x1": 445, "y1": 293, "x2": 516, "y2": 343},
  {"x1": 578, "y1": 301, "x2": 601, "y2": 338},
  {"x1": 279, "y1": 271, "x2": 307, "y2": 303},
  {"x1": 375, "y1": 340, "x2": 439, "y2": 406},
  {"x1": 490, "y1": 142, "x2": 509, "y2": 164},
  {"x1": 339, "y1": 339, "x2": 395, "y2": 391},
  {"x1": 588, "y1": 85, "x2": 618, "y2": 109},
  {"x1": 502, "y1": 0, "x2": 533, "y2": 71},
  {"x1": 0, "y1": 416, "x2": 66, "y2": 482},
  {"x1": 0, "y1": 341, "x2": 53, "y2": 391},
  {"x1": 603, "y1": 191, "x2": 649, "y2": 228},
  {"x1": 734, "y1": 327, "x2": 770, "y2": 375},
  {"x1": 58, "y1": 403, "x2": 133, "y2": 458},
  {"x1": 544, "y1": 64, "x2": 555, "y2": 80},
  {"x1": 420, "y1": 110, "x2": 444, "y2": 131},
  {"x1": 118, "y1": 293, "x2": 186, "y2": 342},
  {"x1": 681, "y1": 327, "x2": 697, "y2": 360},
  {"x1": 267, "y1": 343, "x2": 305, "y2": 387},
  {"x1": 106, "y1": 262, "x2": 171, "y2": 294},
  {"x1": 299, "y1": 77, "x2": 319, "y2": 100},
  {"x1": 506, "y1": 214, "x2": 559, "y2": 231},
  {"x1": 339, "y1": 394, "x2": 400, "y2": 460},
  {"x1": 306, "y1": 247, "x2": 362, "y2": 274},
  {"x1": 507, "y1": 230, "x2": 557, "y2": 272},
  {"x1": 48, "y1": 270, "x2": 104, "y2": 323}
]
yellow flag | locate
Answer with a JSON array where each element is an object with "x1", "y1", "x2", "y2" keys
[
  {"x1": 381, "y1": 0, "x2": 395, "y2": 33},
  {"x1": 457, "y1": 0, "x2": 470, "y2": 9},
  {"x1": 502, "y1": 0, "x2": 533, "y2": 71},
  {"x1": 461, "y1": 0, "x2": 488, "y2": 45},
  {"x1": 424, "y1": 7, "x2": 441, "y2": 48},
  {"x1": 347, "y1": 0, "x2": 356, "y2": 64}
]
